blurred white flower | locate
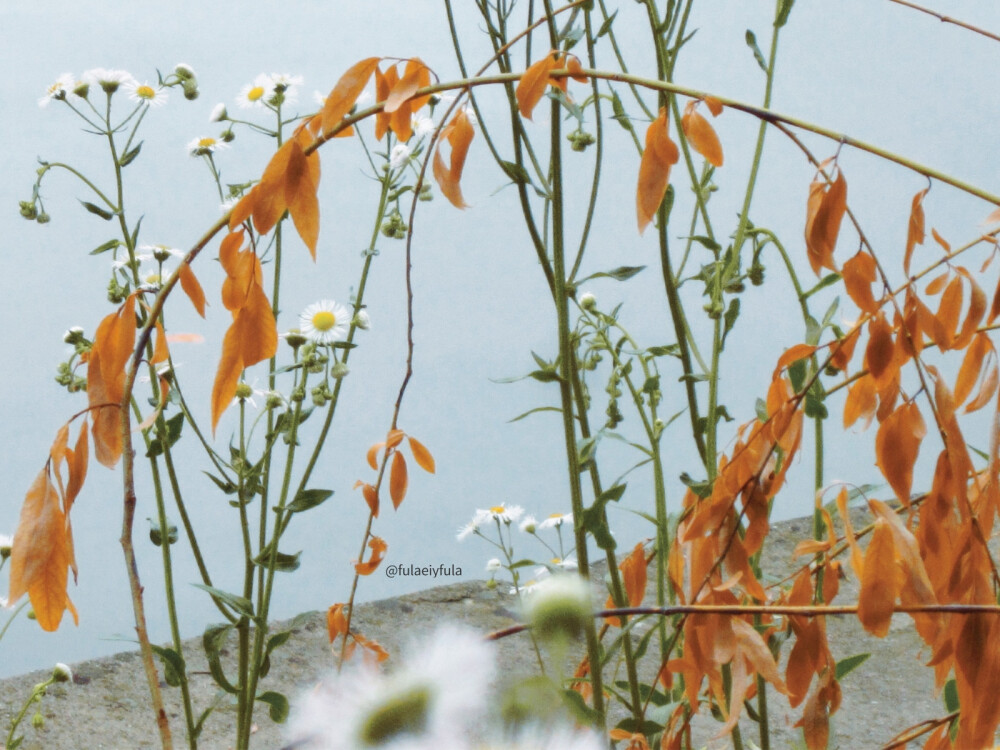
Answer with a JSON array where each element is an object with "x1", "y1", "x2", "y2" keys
[
  {"x1": 537, "y1": 512, "x2": 572, "y2": 531},
  {"x1": 286, "y1": 625, "x2": 493, "y2": 750},
  {"x1": 389, "y1": 144, "x2": 412, "y2": 170},
  {"x1": 209, "y1": 103, "x2": 228, "y2": 122},
  {"x1": 187, "y1": 136, "x2": 228, "y2": 157},
  {"x1": 38, "y1": 74, "x2": 74, "y2": 107},
  {"x1": 237, "y1": 74, "x2": 273, "y2": 109},
  {"x1": 412, "y1": 116, "x2": 435, "y2": 139},
  {"x1": 486, "y1": 558, "x2": 501, "y2": 573},
  {"x1": 519, "y1": 515, "x2": 538, "y2": 533},
  {"x1": 84, "y1": 68, "x2": 135, "y2": 94}
]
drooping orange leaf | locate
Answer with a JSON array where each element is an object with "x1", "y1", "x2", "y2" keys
[
  {"x1": 366, "y1": 442, "x2": 385, "y2": 471},
  {"x1": 516, "y1": 52, "x2": 558, "y2": 119},
  {"x1": 703, "y1": 96, "x2": 724, "y2": 116},
  {"x1": 178, "y1": 261, "x2": 206, "y2": 317},
  {"x1": 835, "y1": 488, "x2": 865, "y2": 579},
  {"x1": 432, "y1": 108, "x2": 475, "y2": 209},
  {"x1": 935, "y1": 275, "x2": 963, "y2": 349},
  {"x1": 864, "y1": 313, "x2": 896, "y2": 388},
  {"x1": 151, "y1": 319, "x2": 169, "y2": 366},
  {"x1": 829, "y1": 326, "x2": 861, "y2": 373},
  {"x1": 354, "y1": 536, "x2": 387, "y2": 575},
  {"x1": 841, "y1": 250, "x2": 880, "y2": 314},
  {"x1": 964, "y1": 350, "x2": 998, "y2": 413},
  {"x1": 793, "y1": 539, "x2": 831, "y2": 557},
  {"x1": 88, "y1": 294, "x2": 137, "y2": 468},
  {"x1": 283, "y1": 129, "x2": 322, "y2": 258},
  {"x1": 636, "y1": 107, "x2": 679, "y2": 235},
  {"x1": 904, "y1": 187, "x2": 928, "y2": 275},
  {"x1": 389, "y1": 451, "x2": 408, "y2": 510},
  {"x1": 408, "y1": 436, "x2": 435, "y2": 473},
  {"x1": 64, "y1": 419, "x2": 89, "y2": 514},
  {"x1": 875, "y1": 402, "x2": 926, "y2": 504},
  {"x1": 732, "y1": 618, "x2": 786, "y2": 693},
  {"x1": 326, "y1": 603, "x2": 349, "y2": 642},
  {"x1": 925, "y1": 270, "x2": 949, "y2": 296},
  {"x1": 359, "y1": 482, "x2": 379, "y2": 518},
  {"x1": 8, "y1": 467, "x2": 75, "y2": 632},
  {"x1": 386, "y1": 429, "x2": 405, "y2": 449},
  {"x1": 374, "y1": 65, "x2": 398, "y2": 141},
  {"x1": 773, "y1": 344, "x2": 816, "y2": 378},
  {"x1": 681, "y1": 100, "x2": 723, "y2": 167},
  {"x1": 952, "y1": 266, "x2": 986, "y2": 351},
  {"x1": 857, "y1": 519, "x2": 899, "y2": 637},
  {"x1": 955, "y1": 331, "x2": 991, "y2": 406},
  {"x1": 384, "y1": 58, "x2": 430, "y2": 113},
  {"x1": 804, "y1": 168, "x2": 847, "y2": 276},
  {"x1": 931, "y1": 227, "x2": 951, "y2": 253},
  {"x1": 621, "y1": 542, "x2": 648, "y2": 608},
  {"x1": 321, "y1": 57, "x2": 381, "y2": 136}
]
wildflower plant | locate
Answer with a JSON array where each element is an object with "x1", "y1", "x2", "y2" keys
[{"x1": 10, "y1": 4, "x2": 1000, "y2": 750}]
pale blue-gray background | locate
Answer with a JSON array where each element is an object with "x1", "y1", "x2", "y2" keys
[{"x1": 1, "y1": 1, "x2": 998, "y2": 677}]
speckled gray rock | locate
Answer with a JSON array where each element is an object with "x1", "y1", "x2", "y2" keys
[{"x1": 0, "y1": 510, "x2": 964, "y2": 749}]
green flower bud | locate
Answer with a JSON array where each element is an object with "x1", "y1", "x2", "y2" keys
[
  {"x1": 331, "y1": 362, "x2": 350, "y2": 379},
  {"x1": 19, "y1": 201, "x2": 38, "y2": 220},
  {"x1": 36, "y1": 212, "x2": 51, "y2": 224},
  {"x1": 32, "y1": 712, "x2": 44, "y2": 729},
  {"x1": 523, "y1": 575, "x2": 591, "y2": 641}
]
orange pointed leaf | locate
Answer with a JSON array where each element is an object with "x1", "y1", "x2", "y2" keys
[
  {"x1": 857, "y1": 519, "x2": 899, "y2": 637},
  {"x1": 354, "y1": 536, "x2": 387, "y2": 575},
  {"x1": 841, "y1": 250, "x2": 879, "y2": 314},
  {"x1": 408, "y1": 436, "x2": 435, "y2": 473},
  {"x1": 904, "y1": 187, "x2": 928, "y2": 275},
  {"x1": 367, "y1": 442, "x2": 385, "y2": 471},
  {"x1": 384, "y1": 58, "x2": 430, "y2": 113},
  {"x1": 178, "y1": 261, "x2": 206, "y2": 317},
  {"x1": 432, "y1": 108, "x2": 475, "y2": 209},
  {"x1": 804, "y1": 168, "x2": 847, "y2": 276},
  {"x1": 875, "y1": 402, "x2": 926, "y2": 505},
  {"x1": 681, "y1": 101, "x2": 723, "y2": 167},
  {"x1": 516, "y1": 53, "x2": 558, "y2": 119},
  {"x1": 361, "y1": 482, "x2": 379, "y2": 517},
  {"x1": 321, "y1": 57, "x2": 380, "y2": 136},
  {"x1": 326, "y1": 603, "x2": 348, "y2": 642},
  {"x1": 954, "y1": 331, "x2": 991, "y2": 406},
  {"x1": 636, "y1": 108, "x2": 679, "y2": 235},
  {"x1": 389, "y1": 451, "x2": 408, "y2": 510}
]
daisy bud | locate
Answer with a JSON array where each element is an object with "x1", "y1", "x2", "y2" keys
[
  {"x1": 283, "y1": 330, "x2": 308, "y2": 350},
  {"x1": 220, "y1": 128, "x2": 235, "y2": 143},
  {"x1": 72, "y1": 81, "x2": 90, "y2": 99},
  {"x1": 523, "y1": 575, "x2": 591, "y2": 641},
  {"x1": 36, "y1": 212, "x2": 50, "y2": 224},
  {"x1": 183, "y1": 80, "x2": 199, "y2": 101},
  {"x1": 209, "y1": 103, "x2": 228, "y2": 122},
  {"x1": 174, "y1": 64, "x2": 196, "y2": 81},
  {"x1": 63, "y1": 327, "x2": 85, "y2": 345},
  {"x1": 31, "y1": 712, "x2": 44, "y2": 729},
  {"x1": 486, "y1": 558, "x2": 502, "y2": 573},
  {"x1": 235, "y1": 382, "x2": 253, "y2": 400},
  {"x1": 52, "y1": 663, "x2": 73, "y2": 683},
  {"x1": 331, "y1": 362, "x2": 350, "y2": 379},
  {"x1": 352, "y1": 310, "x2": 371, "y2": 330},
  {"x1": 19, "y1": 201, "x2": 38, "y2": 220},
  {"x1": 0, "y1": 534, "x2": 12, "y2": 559},
  {"x1": 579, "y1": 292, "x2": 597, "y2": 311}
]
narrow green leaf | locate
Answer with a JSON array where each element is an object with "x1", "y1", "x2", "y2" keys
[
  {"x1": 130, "y1": 215, "x2": 144, "y2": 248},
  {"x1": 287, "y1": 488, "x2": 334, "y2": 513},
  {"x1": 610, "y1": 90, "x2": 633, "y2": 132},
  {"x1": 646, "y1": 344, "x2": 680, "y2": 358},
  {"x1": 775, "y1": 0, "x2": 796, "y2": 28},
  {"x1": 193, "y1": 584, "x2": 254, "y2": 618},
  {"x1": 150, "y1": 644, "x2": 185, "y2": 687},
  {"x1": 583, "y1": 265, "x2": 645, "y2": 282},
  {"x1": 943, "y1": 677, "x2": 959, "y2": 712},
  {"x1": 119, "y1": 140, "x2": 143, "y2": 167},
  {"x1": 90, "y1": 239, "x2": 121, "y2": 255},
  {"x1": 203, "y1": 623, "x2": 238, "y2": 694},
  {"x1": 499, "y1": 160, "x2": 532, "y2": 186},
  {"x1": 596, "y1": 10, "x2": 617, "y2": 38},
  {"x1": 722, "y1": 298, "x2": 740, "y2": 345},
  {"x1": 834, "y1": 652, "x2": 870, "y2": 681},
  {"x1": 80, "y1": 200, "x2": 115, "y2": 221},
  {"x1": 202, "y1": 471, "x2": 238, "y2": 495},
  {"x1": 507, "y1": 406, "x2": 562, "y2": 423},
  {"x1": 803, "y1": 272, "x2": 842, "y2": 299},
  {"x1": 252, "y1": 548, "x2": 302, "y2": 573}
]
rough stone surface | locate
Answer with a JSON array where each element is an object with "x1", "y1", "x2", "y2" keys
[{"x1": 0, "y1": 510, "x2": 962, "y2": 748}]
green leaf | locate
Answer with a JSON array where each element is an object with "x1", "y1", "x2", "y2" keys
[
  {"x1": 148, "y1": 517, "x2": 178, "y2": 547},
  {"x1": 680, "y1": 472, "x2": 711, "y2": 498},
  {"x1": 287, "y1": 488, "x2": 334, "y2": 513},
  {"x1": 252, "y1": 548, "x2": 302, "y2": 573},
  {"x1": 257, "y1": 691, "x2": 290, "y2": 723},
  {"x1": 745, "y1": 30, "x2": 768, "y2": 73},
  {"x1": 507, "y1": 406, "x2": 562, "y2": 423},
  {"x1": 528, "y1": 369, "x2": 562, "y2": 383},
  {"x1": 755, "y1": 397, "x2": 769, "y2": 422},
  {"x1": 193, "y1": 584, "x2": 254, "y2": 618},
  {"x1": 499, "y1": 160, "x2": 532, "y2": 186},
  {"x1": 722, "y1": 298, "x2": 740, "y2": 345},
  {"x1": 146, "y1": 412, "x2": 185, "y2": 457},
  {"x1": 803, "y1": 272, "x2": 841, "y2": 299},
  {"x1": 678, "y1": 373, "x2": 709, "y2": 384},
  {"x1": 119, "y1": 140, "x2": 143, "y2": 167},
  {"x1": 80, "y1": 200, "x2": 115, "y2": 221},
  {"x1": 203, "y1": 471, "x2": 238, "y2": 495},
  {"x1": 259, "y1": 631, "x2": 293, "y2": 678},
  {"x1": 130, "y1": 215, "x2": 144, "y2": 249},
  {"x1": 788, "y1": 358, "x2": 807, "y2": 393},
  {"x1": 646, "y1": 344, "x2": 680, "y2": 358},
  {"x1": 583, "y1": 265, "x2": 645, "y2": 282},
  {"x1": 150, "y1": 644, "x2": 185, "y2": 687},
  {"x1": 805, "y1": 314, "x2": 822, "y2": 346},
  {"x1": 577, "y1": 434, "x2": 600, "y2": 468},
  {"x1": 90, "y1": 239, "x2": 121, "y2": 255},
  {"x1": 203, "y1": 623, "x2": 238, "y2": 694},
  {"x1": 943, "y1": 677, "x2": 959, "y2": 712},
  {"x1": 610, "y1": 89, "x2": 633, "y2": 132},
  {"x1": 834, "y1": 652, "x2": 870, "y2": 681},
  {"x1": 641, "y1": 375, "x2": 660, "y2": 395},
  {"x1": 581, "y1": 483, "x2": 625, "y2": 550},
  {"x1": 561, "y1": 687, "x2": 599, "y2": 725},
  {"x1": 687, "y1": 235, "x2": 721, "y2": 252},
  {"x1": 596, "y1": 9, "x2": 617, "y2": 38},
  {"x1": 804, "y1": 388, "x2": 828, "y2": 420}
]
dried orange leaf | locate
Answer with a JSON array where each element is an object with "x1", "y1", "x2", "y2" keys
[
  {"x1": 516, "y1": 53, "x2": 558, "y2": 119},
  {"x1": 354, "y1": 536, "x2": 387, "y2": 575},
  {"x1": 321, "y1": 57, "x2": 380, "y2": 136},
  {"x1": 793, "y1": 539, "x2": 831, "y2": 557},
  {"x1": 636, "y1": 108, "x2": 679, "y2": 235},
  {"x1": 955, "y1": 331, "x2": 991, "y2": 406},
  {"x1": 804, "y1": 168, "x2": 847, "y2": 276},
  {"x1": 681, "y1": 101, "x2": 723, "y2": 167},
  {"x1": 841, "y1": 250, "x2": 879, "y2": 314},
  {"x1": 843, "y1": 374, "x2": 876, "y2": 431},
  {"x1": 703, "y1": 96, "x2": 724, "y2": 116},
  {"x1": 366, "y1": 442, "x2": 385, "y2": 471},
  {"x1": 178, "y1": 261, "x2": 206, "y2": 317},
  {"x1": 904, "y1": 188, "x2": 928, "y2": 275},
  {"x1": 362, "y1": 483, "x2": 379, "y2": 517},
  {"x1": 432, "y1": 108, "x2": 475, "y2": 209},
  {"x1": 389, "y1": 451, "x2": 408, "y2": 510},
  {"x1": 864, "y1": 313, "x2": 896, "y2": 388},
  {"x1": 773, "y1": 344, "x2": 816, "y2": 377},
  {"x1": 326, "y1": 603, "x2": 348, "y2": 642},
  {"x1": 875, "y1": 402, "x2": 926, "y2": 505},
  {"x1": 384, "y1": 58, "x2": 430, "y2": 113},
  {"x1": 408, "y1": 436, "x2": 435, "y2": 473},
  {"x1": 857, "y1": 519, "x2": 898, "y2": 637}
]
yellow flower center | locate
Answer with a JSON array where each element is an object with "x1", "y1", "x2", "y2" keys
[
  {"x1": 311, "y1": 310, "x2": 337, "y2": 331},
  {"x1": 198, "y1": 138, "x2": 216, "y2": 148},
  {"x1": 144, "y1": 273, "x2": 161, "y2": 285},
  {"x1": 551, "y1": 557, "x2": 562, "y2": 565},
  {"x1": 490, "y1": 505, "x2": 506, "y2": 514},
  {"x1": 136, "y1": 85, "x2": 155, "y2": 99},
  {"x1": 247, "y1": 86, "x2": 265, "y2": 102},
  {"x1": 548, "y1": 513, "x2": 563, "y2": 519}
]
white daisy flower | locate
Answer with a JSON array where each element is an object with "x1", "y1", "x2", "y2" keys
[
  {"x1": 535, "y1": 556, "x2": 578, "y2": 578},
  {"x1": 482, "y1": 503, "x2": 524, "y2": 524},
  {"x1": 84, "y1": 68, "x2": 135, "y2": 94},
  {"x1": 519, "y1": 515, "x2": 538, "y2": 533},
  {"x1": 299, "y1": 299, "x2": 350, "y2": 345},
  {"x1": 269, "y1": 72, "x2": 303, "y2": 98},
  {"x1": 237, "y1": 74, "x2": 273, "y2": 109},
  {"x1": 39, "y1": 73, "x2": 74, "y2": 107},
  {"x1": 209, "y1": 103, "x2": 228, "y2": 122},
  {"x1": 456, "y1": 521, "x2": 479, "y2": 542},
  {"x1": 412, "y1": 115, "x2": 435, "y2": 139},
  {"x1": 510, "y1": 568, "x2": 550, "y2": 596},
  {"x1": 139, "y1": 244, "x2": 184, "y2": 262},
  {"x1": 486, "y1": 558, "x2": 502, "y2": 573},
  {"x1": 537, "y1": 512, "x2": 572, "y2": 530},
  {"x1": 233, "y1": 380, "x2": 268, "y2": 409},
  {"x1": 112, "y1": 252, "x2": 153, "y2": 273},
  {"x1": 286, "y1": 625, "x2": 493, "y2": 750},
  {"x1": 389, "y1": 143, "x2": 412, "y2": 170},
  {"x1": 352, "y1": 309, "x2": 371, "y2": 331},
  {"x1": 52, "y1": 663, "x2": 73, "y2": 683},
  {"x1": 521, "y1": 574, "x2": 591, "y2": 639},
  {"x1": 0, "y1": 533, "x2": 12, "y2": 559},
  {"x1": 187, "y1": 136, "x2": 227, "y2": 157},
  {"x1": 127, "y1": 81, "x2": 167, "y2": 107}
]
